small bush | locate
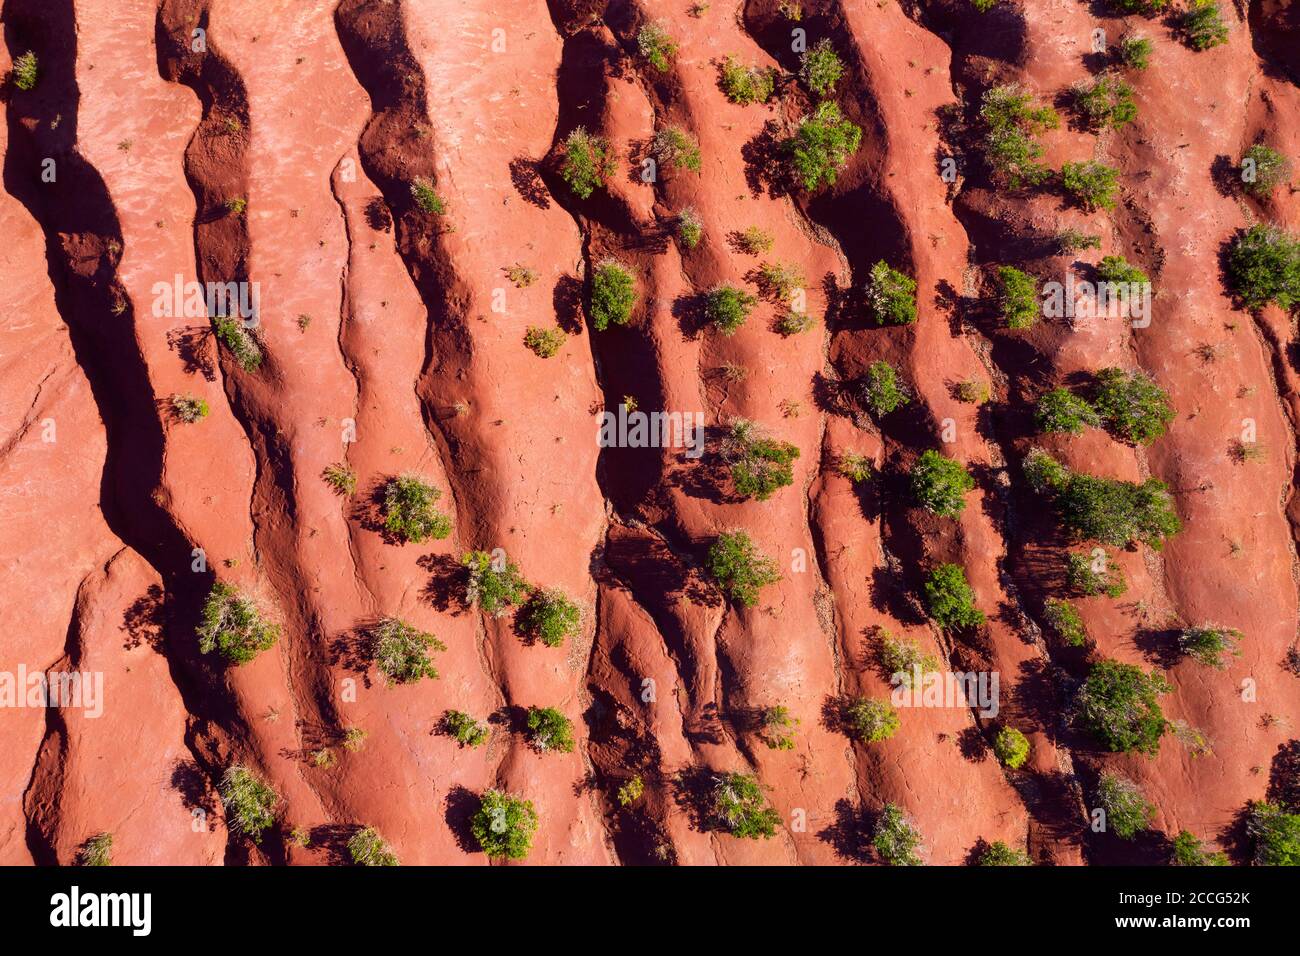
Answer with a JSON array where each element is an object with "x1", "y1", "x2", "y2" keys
[
  {"x1": 526, "y1": 706, "x2": 576, "y2": 753},
  {"x1": 524, "y1": 326, "x2": 566, "y2": 357},
  {"x1": 1182, "y1": 0, "x2": 1229, "y2": 52},
  {"x1": 1248, "y1": 801, "x2": 1300, "y2": 866},
  {"x1": 11, "y1": 51, "x2": 38, "y2": 91},
  {"x1": 1241, "y1": 144, "x2": 1291, "y2": 199},
  {"x1": 1092, "y1": 367, "x2": 1174, "y2": 445},
  {"x1": 1096, "y1": 254, "x2": 1149, "y2": 286},
  {"x1": 721, "y1": 57, "x2": 775, "y2": 104},
  {"x1": 225, "y1": 197, "x2": 247, "y2": 216},
  {"x1": 372, "y1": 617, "x2": 446, "y2": 684},
  {"x1": 560, "y1": 128, "x2": 614, "y2": 199},
  {"x1": 1061, "y1": 160, "x2": 1120, "y2": 211},
  {"x1": 979, "y1": 841, "x2": 1031, "y2": 865},
  {"x1": 1119, "y1": 35, "x2": 1153, "y2": 70},
  {"x1": 472, "y1": 790, "x2": 539, "y2": 859},
  {"x1": 677, "y1": 206, "x2": 703, "y2": 248},
  {"x1": 861, "y1": 360, "x2": 910, "y2": 416},
  {"x1": 1225, "y1": 224, "x2": 1300, "y2": 310},
  {"x1": 219, "y1": 765, "x2": 277, "y2": 843},
  {"x1": 994, "y1": 726, "x2": 1030, "y2": 769},
  {"x1": 171, "y1": 393, "x2": 209, "y2": 423},
  {"x1": 873, "y1": 803, "x2": 923, "y2": 866},
  {"x1": 980, "y1": 84, "x2": 1059, "y2": 187},
  {"x1": 705, "y1": 285, "x2": 758, "y2": 336},
  {"x1": 972, "y1": 0, "x2": 999, "y2": 11},
  {"x1": 590, "y1": 259, "x2": 637, "y2": 331},
  {"x1": 444, "y1": 710, "x2": 489, "y2": 748},
  {"x1": 737, "y1": 226, "x2": 774, "y2": 254},
  {"x1": 343, "y1": 727, "x2": 368, "y2": 752},
  {"x1": 638, "y1": 22, "x2": 678, "y2": 72},
  {"x1": 1097, "y1": 773, "x2": 1154, "y2": 839},
  {"x1": 1077, "y1": 659, "x2": 1170, "y2": 755},
  {"x1": 1044, "y1": 597, "x2": 1088, "y2": 647},
  {"x1": 879, "y1": 631, "x2": 938, "y2": 687},
  {"x1": 760, "y1": 705, "x2": 799, "y2": 750},
  {"x1": 787, "y1": 101, "x2": 863, "y2": 191},
  {"x1": 322, "y1": 462, "x2": 357, "y2": 496},
  {"x1": 79, "y1": 833, "x2": 112, "y2": 867},
  {"x1": 910, "y1": 449, "x2": 975, "y2": 518},
  {"x1": 653, "y1": 126, "x2": 701, "y2": 173},
  {"x1": 1171, "y1": 830, "x2": 1228, "y2": 866},
  {"x1": 997, "y1": 265, "x2": 1039, "y2": 329},
  {"x1": 505, "y1": 263, "x2": 537, "y2": 287},
  {"x1": 1036, "y1": 387, "x2": 1100, "y2": 434},
  {"x1": 1056, "y1": 228, "x2": 1102, "y2": 254},
  {"x1": 865, "y1": 260, "x2": 917, "y2": 326},
  {"x1": 838, "y1": 451, "x2": 872, "y2": 483},
  {"x1": 348, "y1": 826, "x2": 399, "y2": 866},
  {"x1": 1065, "y1": 551, "x2": 1127, "y2": 597},
  {"x1": 212, "y1": 317, "x2": 263, "y2": 372},
  {"x1": 800, "y1": 39, "x2": 844, "y2": 97},
  {"x1": 519, "y1": 588, "x2": 581, "y2": 648},
  {"x1": 1072, "y1": 75, "x2": 1138, "y2": 130},
  {"x1": 197, "y1": 582, "x2": 279, "y2": 665},
  {"x1": 1029, "y1": 451, "x2": 1181, "y2": 548},
  {"x1": 776, "y1": 310, "x2": 816, "y2": 335},
  {"x1": 383, "y1": 474, "x2": 452, "y2": 542},
  {"x1": 713, "y1": 772, "x2": 780, "y2": 839},
  {"x1": 923, "y1": 563, "x2": 985, "y2": 630},
  {"x1": 1110, "y1": 0, "x2": 1169, "y2": 12},
  {"x1": 707, "y1": 531, "x2": 780, "y2": 608},
  {"x1": 1023, "y1": 446, "x2": 1071, "y2": 494},
  {"x1": 462, "y1": 550, "x2": 530, "y2": 617},
  {"x1": 846, "y1": 697, "x2": 900, "y2": 742},
  {"x1": 723, "y1": 419, "x2": 800, "y2": 501},
  {"x1": 756, "y1": 261, "x2": 805, "y2": 303},
  {"x1": 410, "y1": 178, "x2": 445, "y2": 215},
  {"x1": 1178, "y1": 624, "x2": 1242, "y2": 668},
  {"x1": 617, "y1": 776, "x2": 645, "y2": 806},
  {"x1": 956, "y1": 379, "x2": 990, "y2": 405}
]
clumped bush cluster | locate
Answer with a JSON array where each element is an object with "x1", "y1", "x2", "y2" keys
[
  {"x1": 519, "y1": 588, "x2": 582, "y2": 648},
  {"x1": 705, "y1": 284, "x2": 758, "y2": 335},
  {"x1": 873, "y1": 803, "x2": 923, "y2": 866},
  {"x1": 637, "y1": 22, "x2": 677, "y2": 72},
  {"x1": 1077, "y1": 659, "x2": 1170, "y2": 755},
  {"x1": 1035, "y1": 387, "x2": 1100, "y2": 434},
  {"x1": 1097, "y1": 772, "x2": 1154, "y2": 839},
  {"x1": 472, "y1": 789, "x2": 539, "y2": 860},
  {"x1": 1065, "y1": 551, "x2": 1127, "y2": 597},
  {"x1": 713, "y1": 772, "x2": 781, "y2": 839},
  {"x1": 800, "y1": 39, "x2": 844, "y2": 97},
  {"x1": 462, "y1": 550, "x2": 530, "y2": 617},
  {"x1": 444, "y1": 710, "x2": 490, "y2": 748},
  {"x1": 846, "y1": 697, "x2": 900, "y2": 743},
  {"x1": 383, "y1": 474, "x2": 452, "y2": 543},
  {"x1": 525, "y1": 326, "x2": 566, "y2": 358},
  {"x1": 372, "y1": 617, "x2": 446, "y2": 684},
  {"x1": 993, "y1": 726, "x2": 1030, "y2": 769},
  {"x1": 980, "y1": 84, "x2": 1059, "y2": 188},
  {"x1": 1024, "y1": 450, "x2": 1181, "y2": 548},
  {"x1": 1182, "y1": 0, "x2": 1229, "y2": 52},
  {"x1": 879, "y1": 631, "x2": 938, "y2": 687},
  {"x1": 861, "y1": 360, "x2": 910, "y2": 417},
  {"x1": 1044, "y1": 597, "x2": 1088, "y2": 647},
  {"x1": 1072, "y1": 75, "x2": 1137, "y2": 130},
  {"x1": 219, "y1": 765, "x2": 277, "y2": 843},
  {"x1": 723, "y1": 419, "x2": 800, "y2": 501},
  {"x1": 197, "y1": 582, "x2": 279, "y2": 665},
  {"x1": 997, "y1": 265, "x2": 1039, "y2": 329},
  {"x1": 212, "y1": 317, "x2": 263, "y2": 372},
  {"x1": 560, "y1": 128, "x2": 614, "y2": 199},
  {"x1": 1061, "y1": 160, "x2": 1120, "y2": 211},
  {"x1": 1241, "y1": 144, "x2": 1290, "y2": 199},
  {"x1": 1226, "y1": 224, "x2": 1300, "y2": 311},
  {"x1": 348, "y1": 826, "x2": 399, "y2": 866},
  {"x1": 653, "y1": 126, "x2": 701, "y2": 173},
  {"x1": 923, "y1": 563, "x2": 985, "y2": 630},
  {"x1": 787, "y1": 102, "x2": 862, "y2": 191},
  {"x1": 1178, "y1": 624, "x2": 1242, "y2": 668},
  {"x1": 526, "y1": 706, "x2": 576, "y2": 754},
  {"x1": 721, "y1": 57, "x2": 775, "y2": 105},
  {"x1": 1091, "y1": 367, "x2": 1174, "y2": 445},
  {"x1": 706, "y1": 531, "x2": 780, "y2": 608},
  {"x1": 590, "y1": 259, "x2": 637, "y2": 331},
  {"x1": 979, "y1": 841, "x2": 1032, "y2": 865},
  {"x1": 865, "y1": 260, "x2": 917, "y2": 326},
  {"x1": 759, "y1": 705, "x2": 799, "y2": 750},
  {"x1": 910, "y1": 450, "x2": 975, "y2": 519}
]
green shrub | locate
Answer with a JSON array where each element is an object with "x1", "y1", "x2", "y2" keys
[
  {"x1": 705, "y1": 285, "x2": 758, "y2": 335},
  {"x1": 171, "y1": 393, "x2": 210, "y2": 423},
  {"x1": 924, "y1": 563, "x2": 985, "y2": 630},
  {"x1": 11, "y1": 51, "x2": 38, "y2": 91},
  {"x1": 526, "y1": 706, "x2": 576, "y2": 753},
  {"x1": 910, "y1": 449, "x2": 975, "y2": 518},
  {"x1": 1241, "y1": 144, "x2": 1291, "y2": 199},
  {"x1": 560, "y1": 127, "x2": 614, "y2": 199},
  {"x1": 225, "y1": 197, "x2": 247, "y2": 216},
  {"x1": 800, "y1": 39, "x2": 844, "y2": 97},
  {"x1": 197, "y1": 581, "x2": 279, "y2": 665},
  {"x1": 348, "y1": 826, "x2": 399, "y2": 866},
  {"x1": 212, "y1": 316, "x2": 263, "y2": 372},
  {"x1": 1056, "y1": 228, "x2": 1102, "y2": 254},
  {"x1": 956, "y1": 379, "x2": 990, "y2": 405},
  {"x1": 846, "y1": 697, "x2": 900, "y2": 743},
  {"x1": 1065, "y1": 550, "x2": 1127, "y2": 597},
  {"x1": 707, "y1": 531, "x2": 780, "y2": 608},
  {"x1": 1072, "y1": 75, "x2": 1137, "y2": 130},
  {"x1": 505, "y1": 263, "x2": 537, "y2": 287},
  {"x1": 677, "y1": 206, "x2": 703, "y2": 248},
  {"x1": 776, "y1": 310, "x2": 816, "y2": 335},
  {"x1": 590, "y1": 259, "x2": 637, "y2": 331},
  {"x1": 721, "y1": 57, "x2": 775, "y2": 105},
  {"x1": 79, "y1": 833, "x2": 112, "y2": 867},
  {"x1": 997, "y1": 265, "x2": 1039, "y2": 329},
  {"x1": 1225, "y1": 224, "x2": 1300, "y2": 310},
  {"x1": 1078, "y1": 659, "x2": 1170, "y2": 755},
  {"x1": 1119, "y1": 35, "x2": 1153, "y2": 71},
  {"x1": 879, "y1": 631, "x2": 939, "y2": 687},
  {"x1": 1248, "y1": 802, "x2": 1300, "y2": 865},
  {"x1": 994, "y1": 726, "x2": 1030, "y2": 769},
  {"x1": 1097, "y1": 772, "x2": 1154, "y2": 839},
  {"x1": 219, "y1": 765, "x2": 277, "y2": 843},
  {"x1": 724, "y1": 419, "x2": 800, "y2": 501},
  {"x1": 519, "y1": 588, "x2": 581, "y2": 648},
  {"x1": 409, "y1": 178, "x2": 445, "y2": 215},
  {"x1": 1028, "y1": 451, "x2": 1180, "y2": 547},
  {"x1": 980, "y1": 84, "x2": 1059, "y2": 187},
  {"x1": 972, "y1": 0, "x2": 999, "y2": 11},
  {"x1": 637, "y1": 22, "x2": 677, "y2": 72},
  {"x1": 756, "y1": 261, "x2": 805, "y2": 302},
  {"x1": 1096, "y1": 254, "x2": 1149, "y2": 286},
  {"x1": 653, "y1": 126, "x2": 701, "y2": 173},
  {"x1": 760, "y1": 705, "x2": 799, "y2": 750},
  {"x1": 372, "y1": 617, "x2": 446, "y2": 684},
  {"x1": 1110, "y1": 0, "x2": 1169, "y2": 12},
  {"x1": 1023, "y1": 447, "x2": 1071, "y2": 494},
  {"x1": 1036, "y1": 387, "x2": 1100, "y2": 434},
  {"x1": 462, "y1": 550, "x2": 530, "y2": 617},
  {"x1": 524, "y1": 326, "x2": 566, "y2": 357},
  {"x1": 1171, "y1": 830, "x2": 1228, "y2": 866},
  {"x1": 737, "y1": 226, "x2": 774, "y2": 254},
  {"x1": 1178, "y1": 624, "x2": 1242, "y2": 668},
  {"x1": 862, "y1": 360, "x2": 910, "y2": 416},
  {"x1": 787, "y1": 101, "x2": 863, "y2": 191},
  {"x1": 472, "y1": 790, "x2": 539, "y2": 860},
  {"x1": 444, "y1": 710, "x2": 490, "y2": 747},
  {"x1": 1182, "y1": 0, "x2": 1229, "y2": 51},
  {"x1": 617, "y1": 776, "x2": 645, "y2": 806},
  {"x1": 873, "y1": 803, "x2": 923, "y2": 865},
  {"x1": 865, "y1": 260, "x2": 917, "y2": 325},
  {"x1": 1061, "y1": 160, "x2": 1120, "y2": 211},
  {"x1": 383, "y1": 474, "x2": 452, "y2": 542},
  {"x1": 713, "y1": 772, "x2": 781, "y2": 839},
  {"x1": 979, "y1": 841, "x2": 1031, "y2": 865},
  {"x1": 1044, "y1": 597, "x2": 1088, "y2": 647},
  {"x1": 323, "y1": 462, "x2": 357, "y2": 496},
  {"x1": 838, "y1": 451, "x2": 873, "y2": 482},
  {"x1": 1092, "y1": 367, "x2": 1174, "y2": 445}
]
